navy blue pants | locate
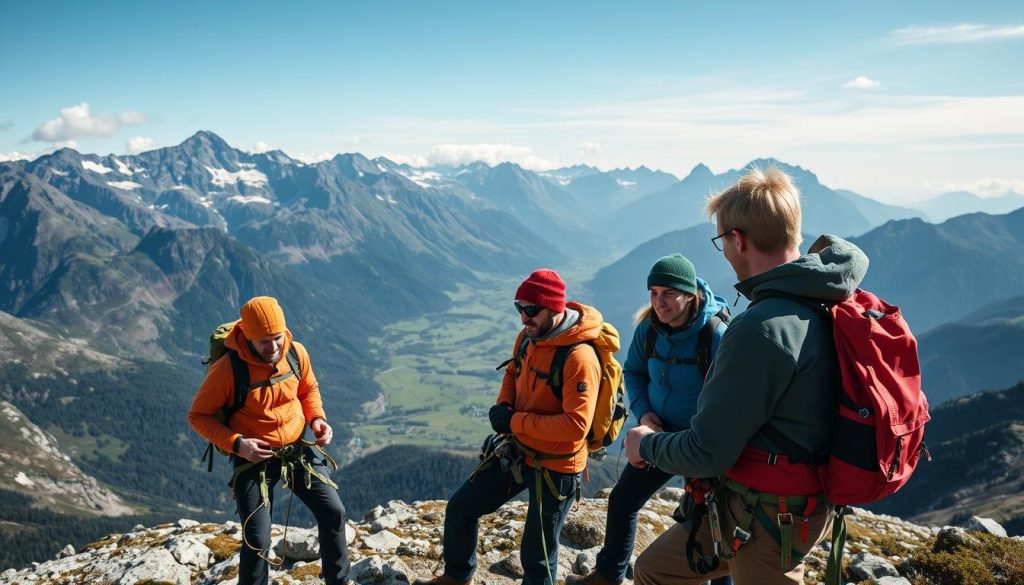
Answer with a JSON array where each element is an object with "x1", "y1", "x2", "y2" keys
[
  {"x1": 596, "y1": 465, "x2": 732, "y2": 585},
  {"x1": 443, "y1": 461, "x2": 580, "y2": 585},
  {"x1": 233, "y1": 448, "x2": 350, "y2": 585}
]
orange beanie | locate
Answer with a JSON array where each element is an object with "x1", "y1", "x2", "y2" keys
[{"x1": 240, "y1": 296, "x2": 287, "y2": 338}]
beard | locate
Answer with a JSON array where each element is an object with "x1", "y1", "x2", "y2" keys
[{"x1": 260, "y1": 349, "x2": 282, "y2": 364}]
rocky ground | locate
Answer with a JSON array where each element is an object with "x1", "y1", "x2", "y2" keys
[{"x1": 3, "y1": 488, "x2": 1022, "y2": 585}]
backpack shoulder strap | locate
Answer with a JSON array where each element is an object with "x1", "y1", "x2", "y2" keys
[
  {"x1": 224, "y1": 349, "x2": 250, "y2": 421},
  {"x1": 496, "y1": 332, "x2": 530, "y2": 372},
  {"x1": 695, "y1": 309, "x2": 729, "y2": 380},
  {"x1": 285, "y1": 344, "x2": 301, "y2": 378},
  {"x1": 644, "y1": 321, "x2": 658, "y2": 360},
  {"x1": 548, "y1": 341, "x2": 596, "y2": 402}
]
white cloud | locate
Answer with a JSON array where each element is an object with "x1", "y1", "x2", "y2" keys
[
  {"x1": 32, "y1": 102, "x2": 147, "y2": 143},
  {"x1": 381, "y1": 153, "x2": 429, "y2": 167},
  {"x1": 250, "y1": 141, "x2": 274, "y2": 154},
  {"x1": 577, "y1": 141, "x2": 605, "y2": 156},
  {"x1": 287, "y1": 151, "x2": 335, "y2": 164},
  {"x1": 923, "y1": 177, "x2": 1024, "y2": 197},
  {"x1": 125, "y1": 136, "x2": 156, "y2": 154},
  {"x1": 428, "y1": 144, "x2": 556, "y2": 170},
  {"x1": 892, "y1": 23, "x2": 1024, "y2": 45},
  {"x1": 843, "y1": 76, "x2": 881, "y2": 90},
  {"x1": 0, "y1": 151, "x2": 33, "y2": 162}
]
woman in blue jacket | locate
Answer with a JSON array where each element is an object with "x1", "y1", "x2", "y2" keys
[{"x1": 567, "y1": 253, "x2": 731, "y2": 585}]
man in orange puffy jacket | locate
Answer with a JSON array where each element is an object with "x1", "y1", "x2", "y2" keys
[
  {"x1": 414, "y1": 269, "x2": 602, "y2": 585},
  {"x1": 188, "y1": 296, "x2": 349, "y2": 585}
]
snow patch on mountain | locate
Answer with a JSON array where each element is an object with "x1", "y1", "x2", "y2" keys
[
  {"x1": 107, "y1": 180, "x2": 142, "y2": 190},
  {"x1": 204, "y1": 165, "x2": 269, "y2": 187},
  {"x1": 81, "y1": 161, "x2": 113, "y2": 174},
  {"x1": 112, "y1": 158, "x2": 133, "y2": 175},
  {"x1": 230, "y1": 195, "x2": 273, "y2": 205},
  {"x1": 398, "y1": 169, "x2": 442, "y2": 188}
]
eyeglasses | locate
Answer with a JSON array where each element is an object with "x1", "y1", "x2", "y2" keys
[
  {"x1": 711, "y1": 228, "x2": 741, "y2": 251},
  {"x1": 514, "y1": 302, "x2": 545, "y2": 318}
]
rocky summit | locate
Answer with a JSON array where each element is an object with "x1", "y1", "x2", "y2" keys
[{"x1": 3, "y1": 488, "x2": 1023, "y2": 585}]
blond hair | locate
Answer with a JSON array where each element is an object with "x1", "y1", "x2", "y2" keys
[
  {"x1": 705, "y1": 165, "x2": 802, "y2": 253},
  {"x1": 634, "y1": 290, "x2": 705, "y2": 325}
]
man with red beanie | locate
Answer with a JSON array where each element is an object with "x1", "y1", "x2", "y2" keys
[
  {"x1": 188, "y1": 296, "x2": 350, "y2": 585},
  {"x1": 414, "y1": 269, "x2": 604, "y2": 585}
]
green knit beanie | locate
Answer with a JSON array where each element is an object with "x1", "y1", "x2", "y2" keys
[{"x1": 647, "y1": 253, "x2": 697, "y2": 294}]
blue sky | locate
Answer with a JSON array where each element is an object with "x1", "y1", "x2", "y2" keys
[{"x1": 2, "y1": 1, "x2": 1022, "y2": 203}]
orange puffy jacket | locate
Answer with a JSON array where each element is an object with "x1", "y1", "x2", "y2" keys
[
  {"x1": 497, "y1": 301, "x2": 603, "y2": 473},
  {"x1": 188, "y1": 324, "x2": 326, "y2": 454}
]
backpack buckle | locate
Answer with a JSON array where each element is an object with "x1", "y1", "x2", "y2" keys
[
  {"x1": 777, "y1": 512, "x2": 793, "y2": 526},
  {"x1": 731, "y1": 526, "x2": 751, "y2": 553}
]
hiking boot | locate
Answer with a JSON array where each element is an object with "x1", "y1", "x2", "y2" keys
[
  {"x1": 411, "y1": 574, "x2": 472, "y2": 585},
  {"x1": 565, "y1": 571, "x2": 621, "y2": 585}
]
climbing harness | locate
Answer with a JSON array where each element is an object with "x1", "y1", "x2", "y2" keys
[
  {"x1": 713, "y1": 478, "x2": 827, "y2": 568},
  {"x1": 468, "y1": 434, "x2": 580, "y2": 585},
  {"x1": 232, "y1": 439, "x2": 338, "y2": 567}
]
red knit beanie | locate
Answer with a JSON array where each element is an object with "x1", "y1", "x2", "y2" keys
[{"x1": 515, "y1": 269, "x2": 566, "y2": 313}]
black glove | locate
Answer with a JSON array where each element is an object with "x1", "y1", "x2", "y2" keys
[{"x1": 489, "y1": 402, "x2": 514, "y2": 434}]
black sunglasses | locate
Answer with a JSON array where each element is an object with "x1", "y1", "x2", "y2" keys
[{"x1": 514, "y1": 302, "x2": 545, "y2": 317}]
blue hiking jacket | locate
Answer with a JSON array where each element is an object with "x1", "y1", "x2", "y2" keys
[{"x1": 623, "y1": 278, "x2": 728, "y2": 432}]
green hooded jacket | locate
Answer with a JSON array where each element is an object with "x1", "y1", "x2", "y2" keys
[{"x1": 638, "y1": 235, "x2": 869, "y2": 478}]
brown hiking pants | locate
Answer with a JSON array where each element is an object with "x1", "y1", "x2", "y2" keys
[{"x1": 634, "y1": 489, "x2": 833, "y2": 585}]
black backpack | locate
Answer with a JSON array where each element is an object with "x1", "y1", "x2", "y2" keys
[{"x1": 643, "y1": 308, "x2": 729, "y2": 380}]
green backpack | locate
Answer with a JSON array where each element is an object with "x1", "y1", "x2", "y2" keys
[{"x1": 199, "y1": 320, "x2": 300, "y2": 471}]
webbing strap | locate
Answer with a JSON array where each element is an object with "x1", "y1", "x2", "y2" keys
[
  {"x1": 249, "y1": 369, "x2": 295, "y2": 390},
  {"x1": 824, "y1": 506, "x2": 847, "y2": 585},
  {"x1": 778, "y1": 496, "x2": 794, "y2": 568},
  {"x1": 230, "y1": 439, "x2": 338, "y2": 492},
  {"x1": 720, "y1": 478, "x2": 826, "y2": 568}
]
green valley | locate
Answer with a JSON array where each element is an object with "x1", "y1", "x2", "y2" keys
[{"x1": 353, "y1": 276, "x2": 521, "y2": 455}]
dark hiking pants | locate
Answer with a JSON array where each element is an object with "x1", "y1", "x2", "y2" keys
[
  {"x1": 233, "y1": 448, "x2": 350, "y2": 585},
  {"x1": 596, "y1": 465, "x2": 733, "y2": 585},
  {"x1": 442, "y1": 461, "x2": 580, "y2": 585}
]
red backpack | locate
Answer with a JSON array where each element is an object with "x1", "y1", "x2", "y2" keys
[{"x1": 757, "y1": 288, "x2": 931, "y2": 505}]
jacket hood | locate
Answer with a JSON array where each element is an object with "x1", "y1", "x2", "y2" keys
[
  {"x1": 534, "y1": 301, "x2": 604, "y2": 347},
  {"x1": 650, "y1": 278, "x2": 727, "y2": 337},
  {"x1": 692, "y1": 278, "x2": 728, "y2": 331},
  {"x1": 225, "y1": 322, "x2": 294, "y2": 368},
  {"x1": 735, "y1": 235, "x2": 868, "y2": 302}
]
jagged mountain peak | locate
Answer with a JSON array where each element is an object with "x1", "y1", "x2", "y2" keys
[
  {"x1": 685, "y1": 162, "x2": 714, "y2": 179},
  {"x1": 180, "y1": 130, "x2": 233, "y2": 153},
  {"x1": 739, "y1": 157, "x2": 821, "y2": 186}
]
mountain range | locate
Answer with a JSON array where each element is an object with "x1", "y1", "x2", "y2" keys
[
  {"x1": 599, "y1": 159, "x2": 925, "y2": 253},
  {"x1": 917, "y1": 295, "x2": 1024, "y2": 405},
  {"x1": 915, "y1": 190, "x2": 1024, "y2": 223},
  {"x1": 589, "y1": 205, "x2": 1024, "y2": 364}
]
